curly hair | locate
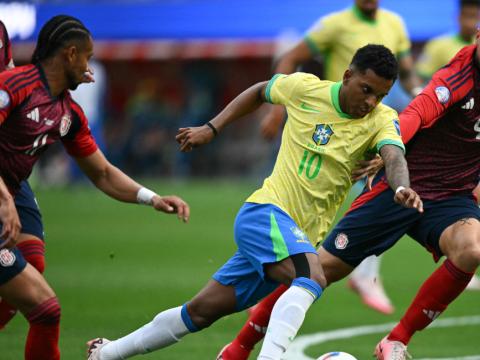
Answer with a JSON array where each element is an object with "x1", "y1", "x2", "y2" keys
[{"x1": 350, "y1": 44, "x2": 398, "y2": 81}]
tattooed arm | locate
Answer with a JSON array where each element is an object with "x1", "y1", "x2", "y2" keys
[{"x1": 380, "y1": 144, "x2": 423, "y2": 212}]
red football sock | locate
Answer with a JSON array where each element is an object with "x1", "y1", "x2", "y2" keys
[
  {"x1": 389, "y1": 259, "x2": 473, "y2": 345},
  {"x1": 25, "y1": 297, "x2": 61, "y2": 360},
  {"x1": 0, "y1": 239, "x2": 45, "y2": 330},
  {"x1": 225, "y1": 284, "x2": 288, "y2": 360}
]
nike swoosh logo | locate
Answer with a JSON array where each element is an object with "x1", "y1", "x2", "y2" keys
[{"x1": 300, "y1": 102, "x2": 321, "y2": 113}]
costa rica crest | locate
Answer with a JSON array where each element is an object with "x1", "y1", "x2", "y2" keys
[
  {"x1": 0, "y1": 249, "x2": 16, "y2": 267},
  {"x1": 312, "y1": 124, "x2": 334, "y2": 145},
  {"x1": 60, "y1": 114, "x2": 72, "y2": 136}
]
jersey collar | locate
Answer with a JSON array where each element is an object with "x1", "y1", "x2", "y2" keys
[
  {"x1": 352, "y1": 5, "x2": 377, "y2": 24},
  {"x1": 455, "y1": 34, "x2": 473, "y2": 45},
  {"x1": 330, "y1": 82, "x2": 353, "y2": 119}
]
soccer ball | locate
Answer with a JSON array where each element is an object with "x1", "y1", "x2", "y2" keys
[{"x1": 317, "y1": 352, "x2": 358, "y2": 360}]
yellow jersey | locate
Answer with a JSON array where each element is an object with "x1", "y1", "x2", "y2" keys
[
  {"x1": 247, "y1": 73, "x2": 404, "y2": 247},
  {"x1": 416, "y1": 34, "x2": 473, "y2": 79},
  {"x1": 304, "y1": 6, "x2": 411, "y2": 81}
]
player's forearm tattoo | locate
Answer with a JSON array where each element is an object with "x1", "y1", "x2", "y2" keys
[{"x1": 380, "y1": 145, "x2": 410, "y2": 192}]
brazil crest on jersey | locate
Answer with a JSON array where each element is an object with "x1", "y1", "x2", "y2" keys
[{"x1": 246, "y1": 73, "x2": 404, "y2": 246}]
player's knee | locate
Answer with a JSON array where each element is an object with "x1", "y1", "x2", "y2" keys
[
  {"x1": 447, "y1": 234, "x2": 480, "y2": 270},
  {"x1": 458, "y1": 244, "x2": 480, "y2": 267},
  {"x1": 184, "y1": 301, "x2": 216, "y2": 329},
  {"x1": 26, "y1": 297, "x2": 61, "y2": 325}
]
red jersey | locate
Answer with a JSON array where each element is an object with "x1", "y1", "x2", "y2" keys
[
  {"x1": 400, "y1": 45, "x2": 480, "y2": 200},
  {"x1": 0, "y1": 21, "x2": 12, "y2": 72},
  {"x1": 0, "y1": 64, "x2": 98, "y2": 193}
]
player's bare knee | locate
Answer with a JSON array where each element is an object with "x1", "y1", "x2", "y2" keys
[
  {"x1": 186, "y1": 300, "x2": 217, "y2": 329},
  {"x1": 456, "y1": 244, "x2": 480, "y2": 267}
]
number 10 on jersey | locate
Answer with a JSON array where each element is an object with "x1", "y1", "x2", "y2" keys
[{"x1": 298, "y1": 150, "x2": 322, "y2": 180}]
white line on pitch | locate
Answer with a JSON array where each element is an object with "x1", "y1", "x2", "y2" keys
[{"x1": 284, "y1": 315, "x2": 480, "y2": 360}]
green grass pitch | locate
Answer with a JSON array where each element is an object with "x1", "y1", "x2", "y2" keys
[{"x1": 1, "y1": 180, "x2": 479, "y2": 359}]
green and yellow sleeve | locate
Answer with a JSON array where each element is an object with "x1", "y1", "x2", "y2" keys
[
  {"x1": 265, "y1": 72, "x2": 312, "y2": 106},
  {"x1": 303, "y1": 14, "x2": 338, "y2": 56}
]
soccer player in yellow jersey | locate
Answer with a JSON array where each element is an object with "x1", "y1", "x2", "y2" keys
[
  {"x1": 87, "y1": 45, "x2": 422, "y2": 360},
  {"x1": 261, "y1": 0, "x2": 423, "y2": 316},
  {"x1": 417, "y1": 0, "x2": 480, "y2": 80}
]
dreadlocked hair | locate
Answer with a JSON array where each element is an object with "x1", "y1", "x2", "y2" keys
[
  {"x1": 31, "y1": 15, "x2": 90, "y2": 64},
  {"x1": 350, "y1": 44, "x2": 398, "y2": 81}
]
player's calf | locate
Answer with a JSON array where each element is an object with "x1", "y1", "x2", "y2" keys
[
  {"x1": 90, "y1": 281, "x2": 238, "y2": 359},
  {"x1": 25, "y1": 296, "x2": 61, "y2": 360}
]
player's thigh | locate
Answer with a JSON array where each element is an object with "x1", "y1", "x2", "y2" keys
[
  {"x1": 410, "y1": 196, "x2": 480, "y2": 264},
  {"x1": 318, "y1": 246, "x2": 354, "y2": 285},
  {"x1": 188, "y1": 279, "x2": 237, "y2": 324},
  {"x1": 323, "y1": 189, "x2": 418, "y2": 268},
  {"x1": 234, "y1": 202, "x2": 317, "y2": 282},
  {"x1": 264, "y1": 252, "x2": 325, "y2": 287},
  {"x1": 0, "y1": 263, "x2": 55, "y2": 315},
  {"x1": 439, "y1": 218, "x2": 480, "y2": 268}
]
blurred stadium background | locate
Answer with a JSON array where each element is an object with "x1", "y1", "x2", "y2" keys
[{"x1": 1, "y1": 1, "x2": 479, "y2": 359}]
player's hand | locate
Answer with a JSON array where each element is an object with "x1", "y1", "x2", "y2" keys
[
  {"x1": 152, "y1": 195, "x2": 190, "y2": 222},
  {"x1": 176, "y1": 125, "x2": 215, "y2": 152},
  {"x1": 394, "y1": 187, "x2": 423, "y2": 213},
  {"x1": 260, "y1": 110, "x2": 283, "y2": 141},
  {"x1": 0, "y1": 195, "x2": 21, "y2": 249},
  {"x1": 351, "y1": 154, "x2": 384, "y2": 190}
]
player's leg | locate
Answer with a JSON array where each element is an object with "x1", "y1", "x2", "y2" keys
[
  {"x1": 257, "y1": 252, "x2": 324, "y2": 360},
  {"x1": 89, "y1": 277, "x2": 239, "y2": 360},
  {"x1": 89, "y1": 203, "x2": 285, "y2": 359},
  {"x1": 348, "y1": 180, "x2": 394, "y2": 314},
  {"x1": 348, "y1": 255, "x2": 394, "y2": 314},
  {"x1": 0, "y1": 250, "x2": 60, "y2": 360},
  {"x1": 0, "y1": 181, "x2": 45, "y2": 329},
  {"x1": 217, "y1": 284, "x2": 288, "y2": 360},
  {"x1": 376, "y1": 197, "x2": 480, "y2": 359},
  {"x1": 218, "y1": 189, "x2": 418, "y2": 360}
]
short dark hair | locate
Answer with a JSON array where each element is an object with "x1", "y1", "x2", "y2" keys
[
  {"x1": 460, "y1": 0, "x2": 480, "y2": 8},
  {"x1": 31, "y1": 15, "x2": 91, "y2": 64},
  {"x1": 350, "y1": 44, "x2": 398, "y2": 81}
]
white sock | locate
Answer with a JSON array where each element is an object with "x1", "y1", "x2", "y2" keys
[
  {"x1": 100, "y1": 306, "x2": 190, "y2": 359},
  {"x1": 351, "y1": 255, "x2": 381, "y2": 281},
  {"x1": 257, "y1": 285, "x2": 316, "y2": 360}
]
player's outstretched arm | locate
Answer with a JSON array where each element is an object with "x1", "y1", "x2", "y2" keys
[
  {"x1": 74, "y1": 149, "x2": 190, "y2": 222},
  {"x1": 176, "y1": 81, "x2": 269, "y2": 152},
  {"x1": 380, "y1": 144, "x2": 423, "y2": 213},
  {"x1": 0, "y1": 177, "x2": 20, "y2": 249}
]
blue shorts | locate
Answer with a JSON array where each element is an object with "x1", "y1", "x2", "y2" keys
[
  {"x1": 213, "y1": 202, "x2": 316, "y2": 310},
  {"x1": 0, "y1": 181, "x2": 43, "y2": 285},
  {"x1": 323, "y1": 187, "x2": 480, "y2": 266}
]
